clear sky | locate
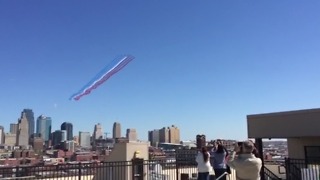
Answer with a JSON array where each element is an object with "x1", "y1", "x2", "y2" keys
[{"x1": 1, "y1": 0, "x2": 320, "y2": 141}]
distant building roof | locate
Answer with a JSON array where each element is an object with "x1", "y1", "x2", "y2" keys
[{"x1": 158, "y1": 142, "x2": 181, "y2": 145}]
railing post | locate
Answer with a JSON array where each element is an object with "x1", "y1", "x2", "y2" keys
[
  {"x1": 304, "y1": 157, "x2": 309, "y2": 168},
  {"x1": 14, "y1": 166, "x2": 19, "y2": 178},
  {"x1": 255, "y1": 138, "x2": 265, "y2": 180},
  {"x1": 78, "y1": 162, "x2": 82, "y2": 180},
  {"x1": 175, "y1": 152, "x2": 179, "y2": 180},
  {"x1": 284, "y1": 157, "x2": 290, "y2": 179},
  {"x1": 285, "y1": 158, "x2": 290, "y2": 179}
]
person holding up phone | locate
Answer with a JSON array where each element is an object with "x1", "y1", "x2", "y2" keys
[
  {"x1": 211, "y1": 144, "x2": 227, "y2": 180},
  {"x1": 196, "y1": 147, "x2": 213, "y2": 180},
  {"x1": 227, "y1": 141, "x2": 262, "y2": 180}
]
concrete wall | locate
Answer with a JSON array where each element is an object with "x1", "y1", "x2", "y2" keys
[
  {"x1": 106, "y1": 143, "x2": 127, "y2": 161},
  {"x1": 247, "y1": 108, "x2": 320, "y2": 138},
  {"x1": 125, "y1": 142, "x2": 149, "y2": 180},
  {"x1": 94, "y1": 141, "x2": 149, "y2": 180},
  {"x1": 287, "y1": 137, "x2": 320, "y2": 159},
  {"x1": 125, "y1": 142, "x2": 149, "y2": 161}
]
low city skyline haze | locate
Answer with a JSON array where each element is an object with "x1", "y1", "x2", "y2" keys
[{"x1": 1, "y1": 0, "x2": 320, "y2": 140}]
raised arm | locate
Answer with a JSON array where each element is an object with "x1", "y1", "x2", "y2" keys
[
  {"x1": 226, "y1": 151, "x2": 237, "y2": 169},
  {"x1": 227, "y1": 143, "x2": 240, "y2": 169}
]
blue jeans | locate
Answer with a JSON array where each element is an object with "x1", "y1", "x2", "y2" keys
[{"x1": 198, "y1": 172, "x2": 209, "y2": 180}]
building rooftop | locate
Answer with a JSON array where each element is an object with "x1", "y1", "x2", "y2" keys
[{"x1": 247, "y1": 107, "x2": 320, "y2": 118}]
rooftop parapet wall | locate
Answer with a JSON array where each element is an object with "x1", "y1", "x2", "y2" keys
[{"x1": 247, "y1": 108, "x2": 320, "y2": 138}]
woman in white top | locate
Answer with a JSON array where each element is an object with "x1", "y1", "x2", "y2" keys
[{"x1": 196, "y1": 147, "x2": 212, "y2": 180}]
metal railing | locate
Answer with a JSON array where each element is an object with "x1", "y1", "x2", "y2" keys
[
  {"x1": 0, "y1": 159, "x2": 200, "y2": 180},
  {"x1": 0, "y1": 149, "x2": 242, "y2": 180},
  {"x1": 264, "y1": 166, "x2": 282, "y2": 180},
  {"x1": 0, "y1": 161, "x2": 129, "y2": 180},
  {"x1": 285, "y1": 158, "x2": 320, "y2": 180}
]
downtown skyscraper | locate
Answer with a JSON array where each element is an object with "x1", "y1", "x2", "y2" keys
[
  {"x1": 61, "y1": 122, "x2": 73, "y2": 141},
  {"x1": 36, "y1": 115, "x2": 52, "y2": 142},
  {"x1": 22, "y1": 109, "x2": 34, "y2": 138},
  {"x1": 126, "y1": 128, "x2": 137, "y2": 141},
  {"x1": 148, "y1": 129, "x2": 160, "y2": 147},
  {"x1": 113, "y1": 122, "x2": 121, "y2": 139},
  {"x1": 52, "y1": 130, "x2": 66, "y2": 147},
  {"x1": 79, "y1": 131, "x2": 91, "y2": 147},
  {"x1": 0, "y1": 126, "x2": 4, "y2": 144},
  {"x1": 17, "y1": 112, "x2": 29, "y2": 146},
  {"x1": 151, "y1": 125, "x2": 180, "y2": 145},
  {"x1": 93, "y1": 123, "x2": 103, "y2": 140},
  {"x1": 10, "y1": 123, "x2": 18, "y2": 134}
]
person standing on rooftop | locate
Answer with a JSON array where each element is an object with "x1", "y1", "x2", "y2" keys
[
  {"x1": 227, "y1": 140, "x2": 262, "y2": 180},
  {"x1": 196, "y1": 147, "x2": 213, "y2": 180},
  {"x1": 211, "y1": 144, "x2": 228, "y2": 180}
]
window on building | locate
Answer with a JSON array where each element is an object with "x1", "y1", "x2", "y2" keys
[{"x1": 304, "y1": 146, "x2": 320, "y2": 163}]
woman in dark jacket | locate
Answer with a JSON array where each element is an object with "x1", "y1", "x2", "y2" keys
[{"x1": 211, "y1": 144, "x2": 227, "y2": 180}]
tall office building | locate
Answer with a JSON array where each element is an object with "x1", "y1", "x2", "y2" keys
[
  {"x1": 22, "y1": 109, "x2": 35, "y2": 137},
  {"x1": 113, "y1": 122, "x2": 121, "y2": 139},
  {"x1": 61, "y1": 122, "x2": 73, "y2": 141},
  {"x1": 61, "y1": 130, "x2": 67, "y2": 142},
  {"x1": 5, "y1": 133, "x2": 16, "y2": 146},
  {"x1": 159, "y1": 125, "x2": 180, "y2": 144},
  {"x1": 63, "y1": 141, "x2": 75, "y2": 152},
  {"x1": 52, "y1": 130, "x2": 65, "y2": 147},
  {"x1": 168, "y1": 125, "x2": 180, "y2": 144},
  {"x1": 159, "y1": 127, "x2": 169, "y2": 143},
  {"x1": 36, "y1": 115, "x2": 52, "y2": 142},
  {"x1": 73, "y1": 136, "x2": 79, "y2": 146},
  {"x1": 93, "y1": 123, "x2": 103, "y2": 140},
  {"x1": 10, "y1": 123, "x2": 18, "y2": 134},
  {"x1": 148, "y1": 129, "x2": 160, "y2": 147},
  {"x1": 79, "y1": 132, "x2": 91, "y2": 147},
  {"x1": 32, "y1": 137, "x2": 44, "y2": 153},
  {"x1": 0, "y1": 126, "x2": 4, "y2": 144},
  {"x1": 126, "y1": 128, "x2": 137, "y2": 141},
  {"x1": 17, "y1": 113, "x2": 29, "y2": 146}
]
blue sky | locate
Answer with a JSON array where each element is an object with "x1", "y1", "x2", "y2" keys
[{"x1": 1, "y1": 0, "x2": 320, "y2": 141}]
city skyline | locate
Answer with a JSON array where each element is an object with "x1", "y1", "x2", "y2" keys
[
  {"x1": 1, "y1": 109, "x2": 185, "y2": 142},
  {"x1": 1, "y1": 0, "x2": 320, "y2": 141},
  {"x1": 0, "y1": 106, "x2": 311, "y2": 142},
  {"x1": 0, "y1": 113, "x2": 112, "y2": 138}
]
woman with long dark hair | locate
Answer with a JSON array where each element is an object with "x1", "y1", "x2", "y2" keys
[
  {"x1": 211, "y1": 144, "x2": 227, "y2": 180},
  {"x1": 196, "y1": 147, "x2": 212, "y2": 180}
]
